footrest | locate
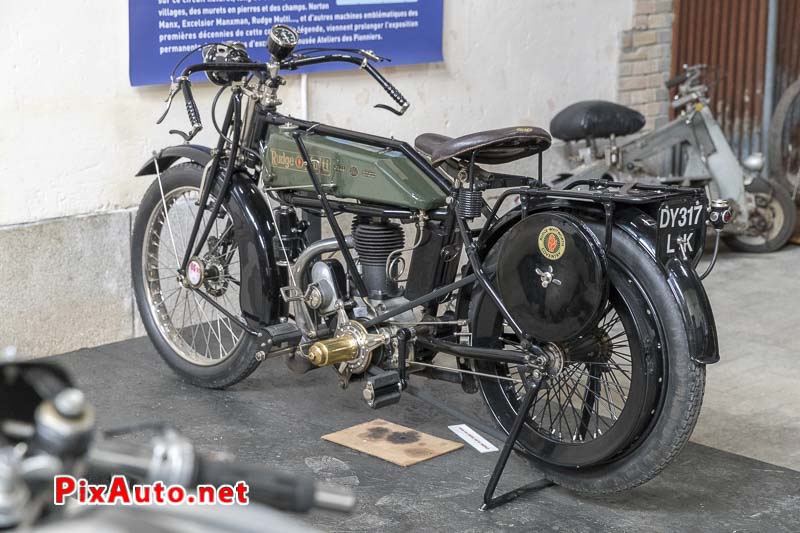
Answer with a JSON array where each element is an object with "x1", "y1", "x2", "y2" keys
[
  {"x1": 263, "y1": 322, "x2": 303, "y2": 348},
  {"x1": 363, "y1": 371, "x2": 401, "y2": 409}
]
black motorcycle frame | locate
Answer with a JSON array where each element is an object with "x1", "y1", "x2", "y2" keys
[{"x1": 137, "y1": 53, "x2": 719, "y2": 368}]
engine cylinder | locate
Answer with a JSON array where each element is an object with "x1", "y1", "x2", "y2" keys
[{"x1": 352, "y1": 218, "x2": 405, "y2": 299}]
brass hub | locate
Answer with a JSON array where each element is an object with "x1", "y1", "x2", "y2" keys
[
  {"x1": 308, "y1": 335, "x2": 360, "y2": 366},
  {"x1": 307, "y1": 321, "x2": 386, "y2": 369}
]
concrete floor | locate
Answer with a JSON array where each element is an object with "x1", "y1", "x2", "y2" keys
[
  {"x1": 47, "y1": 242, "x2": 800, "y2": 531},
  {"x1": 692, "y1": 243, "x2": 800, "y2": 470},
  {"x1": 55, "y1": 338, "x2": 800, "y2": 532}
]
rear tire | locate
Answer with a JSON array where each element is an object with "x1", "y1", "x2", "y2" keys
[
  {"x1": 132, "y1": 163, "x2": 262, "y2": 389},
  {"x1": 472, "y1": 224, "x2": 705, "y2": 493}
]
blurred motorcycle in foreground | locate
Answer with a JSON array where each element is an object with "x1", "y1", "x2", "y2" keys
[{"x1": 0, "y1": 360, "x2": 354, "y2": 532}]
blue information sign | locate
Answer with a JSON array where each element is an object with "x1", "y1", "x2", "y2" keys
[{"x1": 129, "y1": 0, "x2": 444, "y2": 86}]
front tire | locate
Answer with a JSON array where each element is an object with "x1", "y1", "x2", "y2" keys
[
  {"x1": 472, "y1": 224, "x2": 705, "y2": 493},
  {"x1": 132, "y1": 163, "x2": 261, "y2": 389}
]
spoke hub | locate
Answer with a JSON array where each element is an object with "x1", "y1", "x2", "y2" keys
[
  {"x1": 541, "y1": 342, "x2": 565, "y2": 378},
  {"x1": 203, "y1": 260, "x2": 229, "y2": 297},
  {"x1": 563, "y1": 329, "x2": 614, "y2": 367},
  {"x1": 186, "y1": 257, "x2": 206, "y2": 289}
]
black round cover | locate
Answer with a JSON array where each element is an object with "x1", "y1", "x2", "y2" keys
[{"x1": 496, "y1": 212, "x2": 607, "y2": 342}]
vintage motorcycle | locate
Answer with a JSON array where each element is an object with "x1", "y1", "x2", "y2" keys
[
  {"x1": 551, "y1": 63, "x2": 796, "y2": 253},
  {"x1": 132, "y1": 25, "x2": 729, "y2": 502}
]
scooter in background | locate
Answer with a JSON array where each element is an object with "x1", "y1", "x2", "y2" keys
[{"x1": 552, "y1": 64, "x2": 796, "y2": 253}]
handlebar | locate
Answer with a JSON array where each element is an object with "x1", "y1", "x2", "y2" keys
[
  {"x1": 281, "y1": 54, "x2": 409, "y2": 115},
  {"x1": 665, "y1": 71, "x2": 689, "y2": 89},
  {"x1": 161, "y1": 50, "x2": 409, "y2": 136},
  {"x1": 87, "y1": 434, "x2": 355, "y2": 513},
  {"x1": 665, "y1": 64, "x2": 707, "y2": 90}
]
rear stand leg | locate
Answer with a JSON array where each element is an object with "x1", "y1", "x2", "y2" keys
[{"x1": 481, "y1": 378, "x2": 553, "y2": 511}]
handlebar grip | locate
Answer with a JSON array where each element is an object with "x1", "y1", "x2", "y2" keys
[
  {"x1": 195, "y1": 457, "x2": 316, "y2": 513},
  {"x1": 665, "y1": 71, "x2": 689, "y2": 89},
  {"x1": 182, "y1": 80, "x2": 202, "y2": 129},
  {"x1": 383, "y1": 79, "x2": 408, "y2": 108}
]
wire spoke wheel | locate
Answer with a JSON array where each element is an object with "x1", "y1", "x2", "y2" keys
[
  {"x1": 142, "y1": 185, "x2": 245, "y2": 366},
  {"x1": 473, "y1": 265, "x2": 664, "y2": 469},
  {"x1": 502, "y1": 302, "x2": 632, "y2": 444}
]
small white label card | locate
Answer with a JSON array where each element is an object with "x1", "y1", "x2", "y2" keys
[{"x1": 448, "y1": 424, "x2": 499, "y2": 453}]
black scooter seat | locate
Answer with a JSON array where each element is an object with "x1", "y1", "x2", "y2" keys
[{"x1": 549, "y1": 100, "x2": 645, "y2": 142}]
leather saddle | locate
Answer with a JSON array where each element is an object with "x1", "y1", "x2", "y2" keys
[
  {"x1": 414, "y1": 126, "x2": 552, "y2": 166},
  {"x1": 549, "y1": 100, "x2": 645, "y2": 142}
]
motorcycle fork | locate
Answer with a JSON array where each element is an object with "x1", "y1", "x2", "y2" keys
[
  {"x1": 161, "y1": 90, "x2": 260, "y2": 336},
  {"x1": 179, "y1": 90, "x2": 242, "y2": 274}
]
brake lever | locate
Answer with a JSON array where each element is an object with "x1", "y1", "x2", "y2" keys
[
  {"x1": 168, "y1": 125, "x2": 201, "y2": 142},
  {"x1": 157, "y1": 80, "x2": 181, "y2": 125},
  {"x1": 158, "y1": 77, "x2": 202, "y2": 142},
  {"x1": 374, "y1": 102, "x2": 409, "y2": 116}
]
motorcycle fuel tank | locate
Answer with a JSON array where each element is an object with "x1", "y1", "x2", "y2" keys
[
  {"x1": 261, "y1": 125, "x2": 447, "y2": 211},
  {"x1": 495, "y1": 212, "x2": 608, "y2": 342}
]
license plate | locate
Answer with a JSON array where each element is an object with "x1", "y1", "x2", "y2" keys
[{"x1": 656, "y1": 197, "x2": 706, "y2": 263}]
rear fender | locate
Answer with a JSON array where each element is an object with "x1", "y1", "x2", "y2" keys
[{"x1": 462, "y1": 202, "x2": 719, "y2": 364}]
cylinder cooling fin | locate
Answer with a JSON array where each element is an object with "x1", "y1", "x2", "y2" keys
[{"x1": 351, "y1": 217, "x2": 405, "y2": 299}]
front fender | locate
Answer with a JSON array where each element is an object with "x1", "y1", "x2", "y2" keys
[
  {"x1": 226, "y1": 174, "x2": 281, "y2": 329},
  {"x1": 137, "y1": 146, "x2": 278, "y2": 329},
  {"x1": 466, "y1": 203, "x2": 719, "y2": 364},
  {"x1": 135, "y1": 144, "x2": 212, "y2": 176}
]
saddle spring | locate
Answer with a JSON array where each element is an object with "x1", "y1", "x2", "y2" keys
[{"x1": 456, "y1": 188, "x2": 483, "y2": 219}]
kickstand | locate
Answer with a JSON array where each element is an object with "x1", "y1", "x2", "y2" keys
[
  {"x1": 481, "y1": 379, "x2": 553, "y2": 511},
  {"x1": 405, "y1": 381, "x2": 554, "y2": 510}
]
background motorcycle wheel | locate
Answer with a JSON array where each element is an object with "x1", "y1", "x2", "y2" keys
[
  {"x1": 768, "y1": 78, "x2": 800, "y2": 200},
  {"x1": 132, "y1": 163, "x2": 261, "y2": 389},
  {"x1": 471, "y1": 224, "x2": 705, "y2": 493},
  {"x1": 722, "y1": 180, "x2": 796, "y2": 253}
]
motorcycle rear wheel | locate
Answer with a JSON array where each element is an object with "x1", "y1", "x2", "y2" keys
[{"x1": 471, "y1": 224, "x2": 705, "y2": 493}]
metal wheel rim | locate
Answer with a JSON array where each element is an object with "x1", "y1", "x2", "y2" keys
[
  {"x1": 141, "y1": 186, "x2": 245, "y2": 366},
  {"x1": 736, "y1": 191, "x2": 786, "y2": 245}
]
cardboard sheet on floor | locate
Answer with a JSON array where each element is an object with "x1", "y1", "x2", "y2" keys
[{"x1": 322, "y1": 418, "x2": 463, "y2": 466}]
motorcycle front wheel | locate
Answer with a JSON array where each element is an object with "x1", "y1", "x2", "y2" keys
[
  {"x1": 471, "y1": 224, "x2": 705, "y2": 493},
  {"x1": 132, "y1": 163, "x2": 261, "y2": 389}
]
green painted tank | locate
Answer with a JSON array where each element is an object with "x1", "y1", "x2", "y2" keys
[{"x1": 261, "y1": 125, "x2": 448, "y2": 211}]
